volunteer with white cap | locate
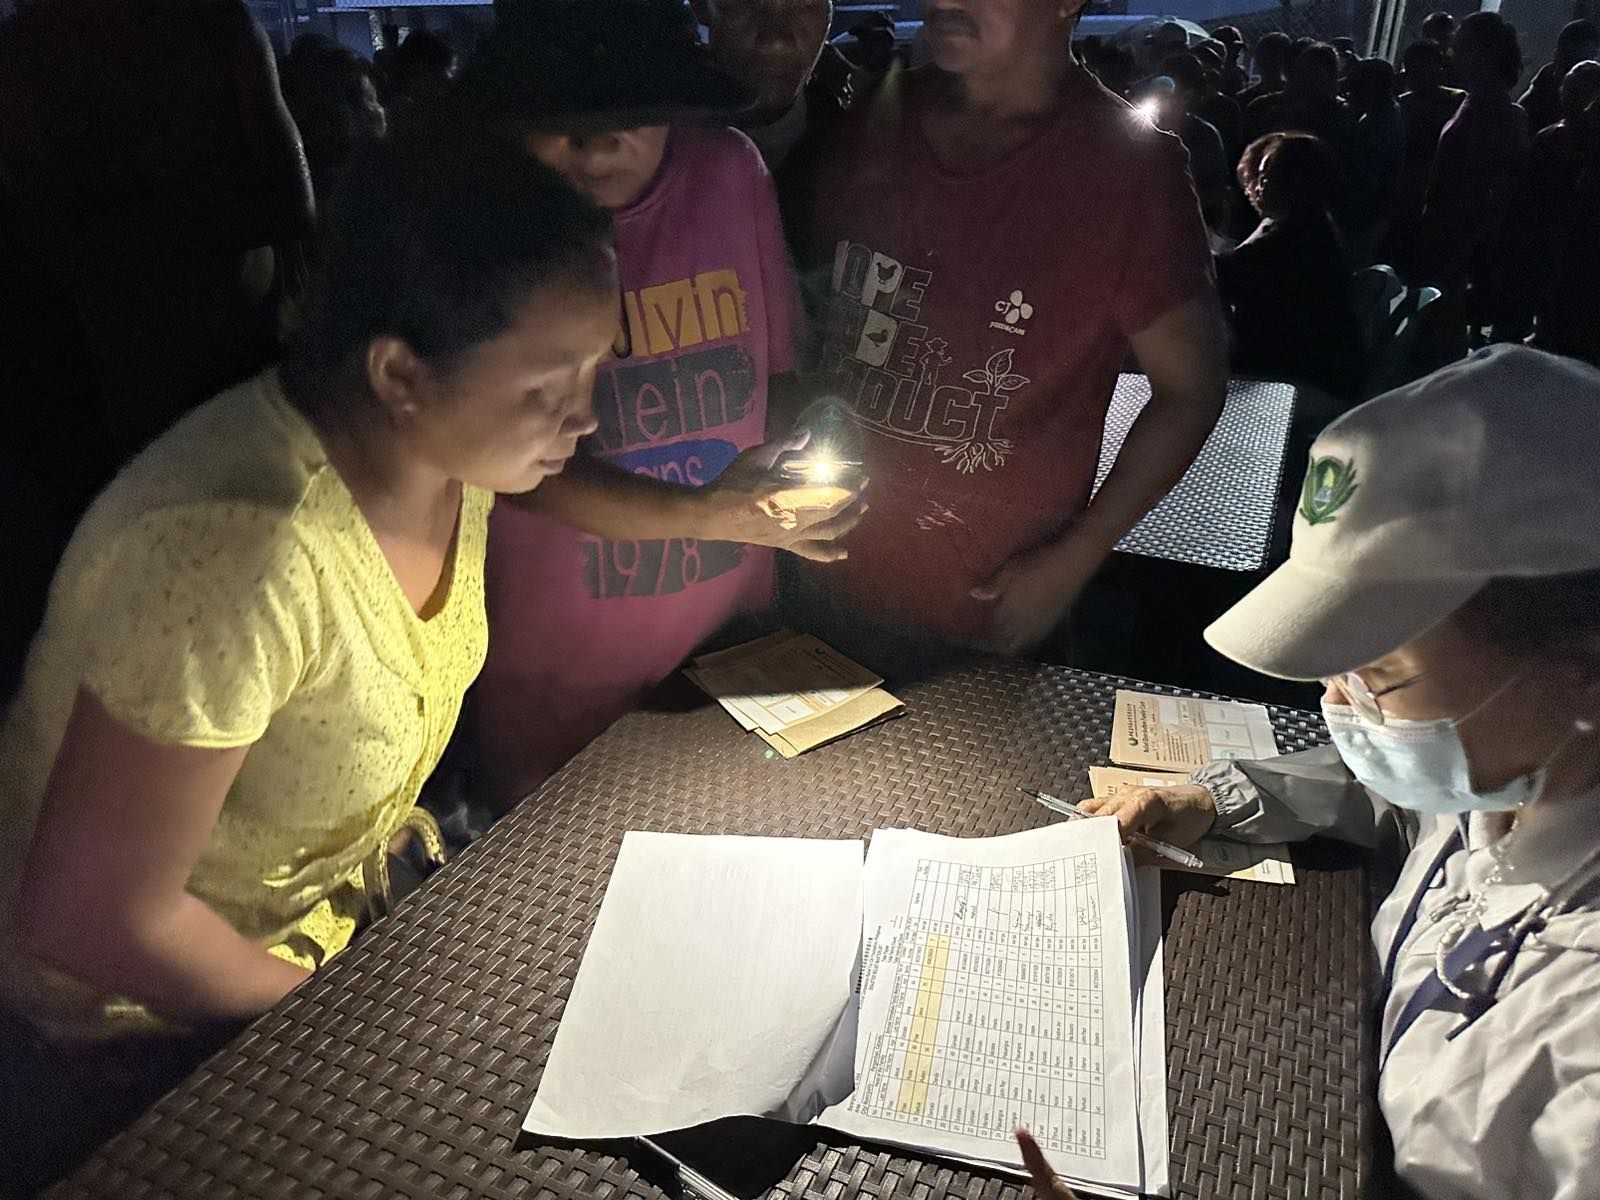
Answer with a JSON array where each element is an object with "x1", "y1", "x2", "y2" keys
[{"x1": 1072, "y1": 345, "x2": 1600, "y2": 1199}]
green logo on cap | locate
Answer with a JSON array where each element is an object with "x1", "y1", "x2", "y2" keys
[{"x1": 1299, "y1": 456, "x2": 1359, "y2": 525}]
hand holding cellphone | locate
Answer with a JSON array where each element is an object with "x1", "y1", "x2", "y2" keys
[{"x1": 767, "y1": 458, "x2": 866, "y2": 512}]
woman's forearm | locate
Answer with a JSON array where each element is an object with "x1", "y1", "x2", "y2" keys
[
  {"x1": 506, "y1": 454, "x2": 712, "y2": 540},
  {"x1": 26, "y1": 892, "x2": 310, "y2": 1025}
]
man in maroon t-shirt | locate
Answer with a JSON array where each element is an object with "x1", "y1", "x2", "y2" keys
[{"x1": 795, "y1": 0, "x2": 1228, "y2": 661}]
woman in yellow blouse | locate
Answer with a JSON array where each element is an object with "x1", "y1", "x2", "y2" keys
[{"x1": 0, "y1": 125, "x2": 620, "y2": 1184}]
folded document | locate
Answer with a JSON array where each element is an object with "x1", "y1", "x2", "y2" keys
[{"x1": 686, "y1": 632, "x2": 904, "y2": 757}]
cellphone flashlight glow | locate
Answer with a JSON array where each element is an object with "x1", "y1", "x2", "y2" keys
[{"x1": 781, "y1": 455, "x2": 859, "y2": 485}]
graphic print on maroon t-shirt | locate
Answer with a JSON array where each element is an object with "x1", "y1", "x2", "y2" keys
[
  {"x1": 805, "y1": 68, "x2": 1214, "y2": 640},
  {"x1": 822, "y1": 241, "x2": 1028, "y2": 475}
]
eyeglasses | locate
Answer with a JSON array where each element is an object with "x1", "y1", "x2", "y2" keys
[{"x1": 1323, "y1": 671, "x2": 1425, "y2": 725}]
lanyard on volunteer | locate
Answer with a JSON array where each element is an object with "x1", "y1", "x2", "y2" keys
[
  {"x1": 1379, "y1": 822, "x2": 1465, "y2": 1001},
  {"x1": 1379, "y1": 822, "x2": 1600, "y2": 1065}
]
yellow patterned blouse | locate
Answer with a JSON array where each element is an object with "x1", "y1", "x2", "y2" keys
[{"x1": 0, "y1": 372, "x2": 490, "y2": 1043}]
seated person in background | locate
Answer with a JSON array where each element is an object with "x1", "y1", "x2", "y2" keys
[
  {"x1": 460, "y1": 0, "x2": 863, "y2": 806},
  {"x1": 279, "y1": 35, "x2": 388, "y2": 213},
  {"x1": 1237, "y1": 31, "x2": 1291, "y2": 109},
  {"x1": 1519, "y1": 19, "x2": 1599, "y2": 136},
  {"x1": 0, "y1": 126, "x2": 617, "y2": 1189},
  {"x1": 1216, "y1": 132, "x2": 1363, "y2": 399},
  {"x1": 1246, "y1": 42, "x2": 1353, "y2": 160},
  {"x1": 1079, "y1": 346, "x2": 1600, "y2": 1200},
  {"x1": 1416, "y1": 12, "x2": 1530, "y2": 354},
  {"x1": 694, "y1": 0, "x2": 854, "y2": 249},
  {"x1": 1342, "y1": 57, "x2": 1406, "y2": 264},
  {"x1": 1151, "y1": 55, "x2": 1231, "y2": 239},
  {"x1": 1388, "y1": 39, "x2": 1464, "y2": 275},
  {"x1": 0, "y1": 0, "x2": 314, "y2": 474},
  {"x1": 796, "y1": 0, "x2": 1227, "y2": 665}
]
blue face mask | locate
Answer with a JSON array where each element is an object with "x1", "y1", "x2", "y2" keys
[{"x1": 1321, "y1": 698, "x2": 1542, "y2": 815}]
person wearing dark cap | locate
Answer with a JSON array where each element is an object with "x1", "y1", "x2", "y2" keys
[
  {"x1": 693, "y1": 0, "x2": 857, "y2": 248},
  {"x1": 1520, "y1": 19, "x2": 1600, "y2": 136},
  {"x1": 460, "y1": 0, "x2": 865, "y2": 806}
]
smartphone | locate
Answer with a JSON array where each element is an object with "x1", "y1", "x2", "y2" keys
[{"x1": 769, "y1": 458, "x2": 865, "y2": 511}]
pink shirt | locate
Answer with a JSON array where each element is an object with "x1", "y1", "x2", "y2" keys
[{"x1": 479, "y1": 125, "x2": 798, "y2": 802}]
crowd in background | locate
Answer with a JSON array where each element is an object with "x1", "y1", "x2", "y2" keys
[
  {"x1": 1, "y1": 0, "x2": 1594, "y2": 843},
  {"x1": 2, "y1": 1, "x2": 1600, "y2": 1191},
  {"x1": 1082, "y1": 12, "x2": 1600, "y2": 390},
  {"x1": 4, "y1": 6, "x2": 1594, "y2": 514},
  {"x1": 1, "y1": 0, "x2": 1594, "y2": 823}
]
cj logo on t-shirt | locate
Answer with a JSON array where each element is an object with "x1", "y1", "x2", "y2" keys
[
  {"x1": 991, "y1": 290, "x2": 1034, "y2": 336},
  {"x1": 820, "y1": 241, "x2": 1029, "y2": 474}
]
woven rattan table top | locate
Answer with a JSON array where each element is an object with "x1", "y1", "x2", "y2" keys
[
  {"x1": 53, "y1": 662, "x2": 1370, "y2": 1200},
  {"x1": 1096, "y1": 375, "x2": 1298, "y2": 572}
]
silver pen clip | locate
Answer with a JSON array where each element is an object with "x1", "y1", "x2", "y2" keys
[{"x1": 638, "y1": 1137, "x2": 740, "y2": 1200}]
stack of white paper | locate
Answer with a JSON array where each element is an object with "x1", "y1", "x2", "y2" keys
[
  {"x1": 523, "y1": 834, "x2": 866, "y2": 1136},
  {"x1": 819, "y1": 824, "x2": 1169, "y2": 1198},
  {"x1": 523, "y1": 822, "x2": 1169, "y2": 1198}
]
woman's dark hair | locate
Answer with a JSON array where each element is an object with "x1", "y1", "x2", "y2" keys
[
  {"x1": 282, "y1": 117, "x2": 614, "y2": 406},
  {"x1": 1237, "y1": 131, "x2": 1340, "y2": 211},
  {"x1": 1457, "y1": 570, "x2": 1600, "y2": 669}
]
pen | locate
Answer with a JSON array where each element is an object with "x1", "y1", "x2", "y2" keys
[
  {"x1": 638, "y1": 1137, "x2": 739, "y2": 1200},
  {"x1": 1018, "y1": 786, "x2": 1206, "y2": 870}
]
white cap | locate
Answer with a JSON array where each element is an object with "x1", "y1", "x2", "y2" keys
[{"x1": 1206, "y1": 346, "x2": 1600, "y2": 680}]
